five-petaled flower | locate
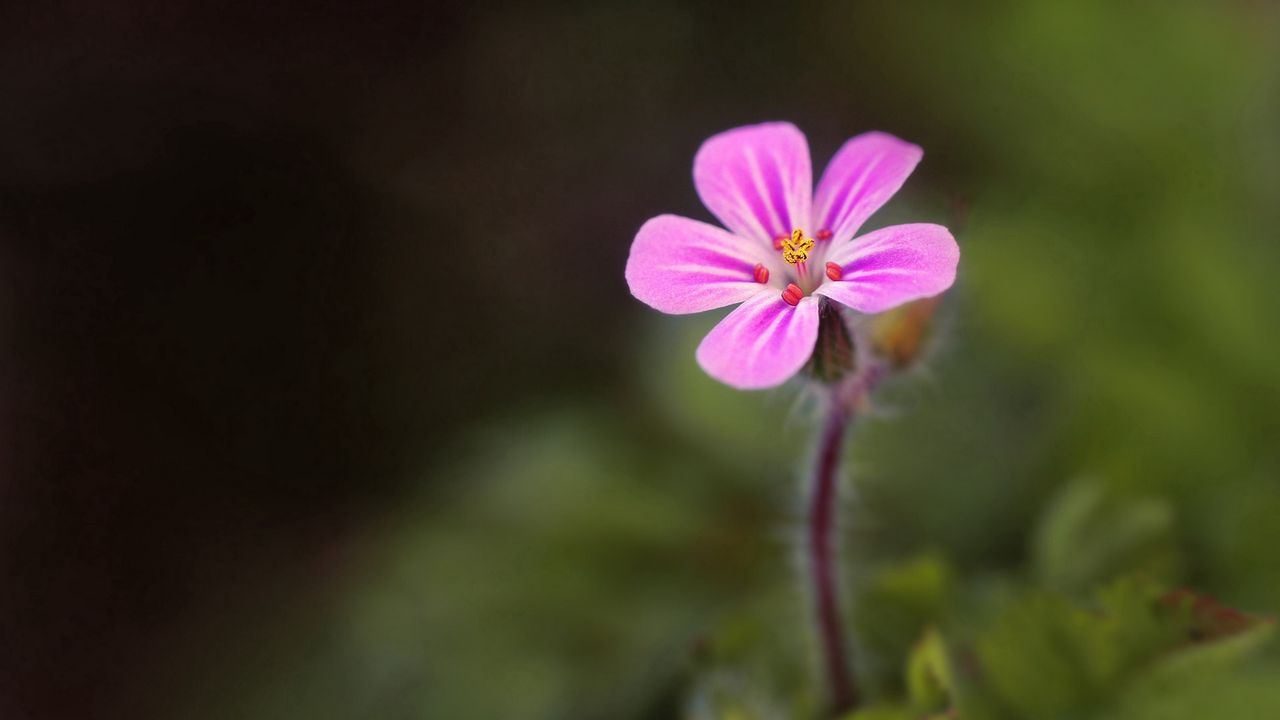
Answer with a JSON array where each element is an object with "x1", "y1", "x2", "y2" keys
[{"x1": 625, "y1": 122, "x2": 960, "y2": 389}]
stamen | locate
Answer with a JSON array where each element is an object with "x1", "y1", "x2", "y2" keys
[
  {"x1": 780, "y1": 228, "x2": 815, "y2": 265},
  {"x1": 773, "y1": 235, "x2": 787, "y2": 251},
  {"x1": 753, "y1": 263, "x2": 770, "y2": 284},
  {"x1": 825, "y1": 262, "x2": 843, "y2": 281},
  {"x1": 781, "y1": 282, "x2": 804, "y2": 306},
  {"x1": 816, "y1": 229, "x2": 833, "y2": 241}
]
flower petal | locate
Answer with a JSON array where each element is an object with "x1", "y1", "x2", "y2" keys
[
  {"x1": 815, "y1": 223, "x2": 959, "y2": 314},
  {"x1": 626, "y1": 214, "x2": 779, "y2": 314},
  {"x1": 813, "y1": 131, "x2": 922, "y2": 243},
  {"x1": 696, "y1": 291, "x2": 820, "y2": 390},
  {"x1": 693, "y1": 122, "x2": 812, "y2": 247}
]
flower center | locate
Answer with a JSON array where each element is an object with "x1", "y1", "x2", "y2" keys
[
  {"x1": 777, "y1": 228, "x2": 817, "y2": 304},
  {"x1": 771, "y1": 228, "x2": 835, "y2": 304},
  {"x1": 780, "y1": 228, "x2": 814, "y2": 265}
]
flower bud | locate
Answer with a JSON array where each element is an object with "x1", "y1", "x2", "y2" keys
[
  {"x1": 806, "y1": 299, "x2": 856, "y2": 383},
  {"x1": 870, "y1": 297, "x2": 940, "y2": 369}
]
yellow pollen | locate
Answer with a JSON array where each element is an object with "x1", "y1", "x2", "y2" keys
[{"x1": 780, "y1": 228, "x2": 815, "y2": 265}]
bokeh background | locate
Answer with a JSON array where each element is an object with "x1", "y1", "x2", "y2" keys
[{"x1": 3, "y1": 1, "x2": 1280, "y2": 718}]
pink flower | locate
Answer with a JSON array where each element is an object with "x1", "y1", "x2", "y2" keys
[{"x1": 626, "y1": 122, "x2": 959, "y2": 389}]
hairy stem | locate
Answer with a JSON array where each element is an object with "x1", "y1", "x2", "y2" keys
[
  {"x1": 809, "y1": 390, "x2": 856, "y2": 715},
  {"x1": 806, "y1": 353, "x2": 884, "y2": 716}
]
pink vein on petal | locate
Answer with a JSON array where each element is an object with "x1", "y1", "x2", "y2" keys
[
  {"x1": 626, "y1": 214, "x2": 779, "y2": 314},
  {"x1": 813, "y1": 132, "x2": 922, "y2": 245},
  {"x1": 815, "y1": 223, "x2": 958, "y2": 314},
  {"x1": 695, "y1": 122, "x2": 813, "y2": 248},
  {"x1": 695, "y1": 292, "x2": 820, "y2": 389}
]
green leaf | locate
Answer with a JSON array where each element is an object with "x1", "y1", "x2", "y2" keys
[
  {"x1": 852, "y1": 555, "x2": 954, "y2": 695},
  {"x1": 905, "y1": 627, "x2": 953, "y2": 714},
  {"x1": 844, "y1": 704, "x2": 917, "y2": 720},
  {"x1": 1031, "y1": 478, "x2": 1181, "y2": 595},
  {"x1": 962, "y1": 577, "x2": 1180, "y2": 718}
]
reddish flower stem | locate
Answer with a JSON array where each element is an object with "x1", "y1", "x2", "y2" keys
[
  {"x1": 808, "y1": 394, "x2": 857, "y2": 715},
  {"x1": 808, "y1": 357, "x2": 884, "y2": 716}
]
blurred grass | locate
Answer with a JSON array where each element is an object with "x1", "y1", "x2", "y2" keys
[{"x1": 148, "y1": 1, "x2": 1280, "y2": 718}]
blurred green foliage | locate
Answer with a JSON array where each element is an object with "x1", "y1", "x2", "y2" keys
[{"x1": 153, "y1": 2, "x2": 1279, "y2": 718}]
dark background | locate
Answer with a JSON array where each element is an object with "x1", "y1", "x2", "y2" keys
[{"x1": 3, "y1": 2, "x2": 1279, "y2": 719}]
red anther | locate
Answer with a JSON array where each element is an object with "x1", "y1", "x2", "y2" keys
[
  {"x1": 825, "y1": 262, "x2": 844, "y2": 281},
  {"x1": 781, "y1": 283, "x2": 803, "y2": 306},
  {"x1": 816, "y1": 228, "x2": 833, "y2": 241},
  {"x1": 752, "y1": 263, "x2": 770, "y2": 284},
  {"x1": 773, "y1": 235, "x2": 787, "y2": 250}
]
